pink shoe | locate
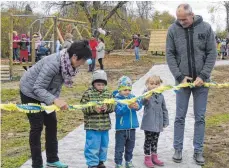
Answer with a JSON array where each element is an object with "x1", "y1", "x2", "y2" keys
[
  {"x1": 144, "y1": 155, "x2": 154, "y2": 168},
  {"x1": 152, "y1": 153, "x2": 164, "y2": 166}
]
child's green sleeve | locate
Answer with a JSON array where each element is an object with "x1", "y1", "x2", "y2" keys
[{"x1": 80, "y1": 91, "x2": 97, "y2": 114}]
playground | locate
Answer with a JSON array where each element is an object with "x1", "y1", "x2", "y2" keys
[
  {"x1": 1, "y1": 53, "x2": 229, "y2": 167},
  {"x1": 1, "y1": 2, "x2": 229, "y2": 168}
]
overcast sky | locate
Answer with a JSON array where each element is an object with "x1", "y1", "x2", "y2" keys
[
  {"x1": 33, "y1": 1, "x2": 226, "y2": 32},
  {"x1": 153, "y1": 1, "x2": 226, "y2": 31}
]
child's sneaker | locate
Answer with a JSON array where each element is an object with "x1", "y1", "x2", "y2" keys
[
  {"x1": 115, "y1": 164, "x2": 124, "y2": 168},
  {"x1": 46, "y1": 161, "x2": 68, "y2": 168},
  {"x1": 98, "y1": 161, "x2": 106, "y2": 168},
  {"x1": 125, "y1": 161, "x2": 135, "y2": 168}
]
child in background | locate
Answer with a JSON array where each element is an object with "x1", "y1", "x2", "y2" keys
[
  {"x1": 80, "y1": 70, "x2": 114, "y2": 168},
  {"x1": 26, "y1": 32, "x2": 31, "y2": 56},
  {"x1": 141, "y1": 75, "x2": 169, "y2": 168},
  {"x1": 13, "y1": 31, "x2": 20, "y2": 61},
  {"x1": 18, "y1": 34, "x2": 29, "y2": 62},
  {"x1": 113, "y1": 76, "x2": 142, "y2": 168},
  {"x1": 89, "y1": 36, "x2": 98, "y2": 72}
]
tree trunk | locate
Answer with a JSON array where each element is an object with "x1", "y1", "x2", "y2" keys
[
  {"x1": 91, "y1": 1, "x2": 100, "y2": 37},
  {"x1": 224, "y1": 2, "x2": 229, "y2": 32}
]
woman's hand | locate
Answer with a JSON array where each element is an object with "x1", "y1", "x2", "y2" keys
[{"x1": 54, "y1": 98, "x2": 68, "y2": 110}]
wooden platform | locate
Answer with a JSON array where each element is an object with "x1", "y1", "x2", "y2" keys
[{"x1": 1, "y1": 65, "x2": 10, "y2": 81}]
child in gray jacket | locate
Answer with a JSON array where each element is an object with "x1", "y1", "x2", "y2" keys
[{"x1": 141, "y1": 75, "x2": 169, "y2": 168}]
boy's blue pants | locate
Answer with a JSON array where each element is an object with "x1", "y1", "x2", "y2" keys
[{"x1": 85, "y1": 130, "x2": 109, "y2": 166}]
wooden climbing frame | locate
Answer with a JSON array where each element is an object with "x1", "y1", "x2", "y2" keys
[{"x1": 8, "y1": 14, "x2": 90, "y2": 79}]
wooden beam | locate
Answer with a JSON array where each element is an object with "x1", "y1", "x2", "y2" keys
[
  {"x1": 57, "y1": 27, "x2": 64, "y2": 44},
  {"x1": 31, "y1": 38, "x2": 36, "y2": 64},
  {"x1": 82, "y1": 27, "x2": 91, "y2": 38},
  {"x1": 58, "y1": 18, "x2": 86, "y2": 24},
  {"x1": 53, "y1": 17, "x2": 57, "y2": 52},
  {"x1": 73, "y1": 25, "x2": 83, "y2": 40},
  {"x1": 9, "y1": 13, "x2": 13, "y2": 79},
  {"x1": 124, "y1": 40, "x2": 133, "y2": 50},
  {"x1": 12, "y1": 15, "x2": 56, "y2": 18},
  {"x1": 43, "y1": 23, "x2": 54, "y2": 40},
  {"x1": 51, "y1": 34, "x2": 54, "y2": 54}
]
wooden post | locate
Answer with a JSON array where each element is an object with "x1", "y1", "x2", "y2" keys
[
  {"x1": 9, "y1": 13, "x2": 13, "y2": 79},
  {"x1": 31, "y1": 38, "x2": 36, "y2": 64},
  {"x1": 58, "y1": 18, "x2": 86, "y2": 24},
  {"x1": 124, "y1": 40, "x2": 133, "y2": 50},
  {"x1": 74, "y1": 25, "x2": 83, "y2": 40},
  {"x1": 57, "y1": 27, "x2": 64, "y2": 44},
  {"x1": 83, "y1": 27, "x2": 91, "y2": 38},
  {"x1": 53, "y1": 17, "x2": 57, "y2": 52},
  {"x1": 43, "y1": 23, "x2": 54, "y2": 40},
  {"x1": 51, "y1": 34, "x2": 54, "y2": 54}
]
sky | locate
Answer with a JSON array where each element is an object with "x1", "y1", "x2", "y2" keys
[
  {"x1": 153, "y1": 1, "x2": 226, "y2": 31},
  {"x1": 32, "y1": 1, "x2": 227, "y2": 32}
]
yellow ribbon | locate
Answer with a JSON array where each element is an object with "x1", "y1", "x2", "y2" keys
[{"x1": 1, "y1": 82, "x2": 229, "y2": 113}]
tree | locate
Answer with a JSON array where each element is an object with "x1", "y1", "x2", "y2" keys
[
  {"x1": 136, "y1": 1, "x2": 153, "y2": 20},
  {"x1": 1, "y1": 1, "x2": 37, "y2": 13},
  {"x1": 152, "y1": 11, "x2": 176, "y2": 29},
  {"x1": 224, "y1": 1, "x2": 229, "y2": 32},
  {"x1": 209, "y1": 1, "x2": 229, "y2": 32},
  {"x1": 25, "y1": 4, "x2": 33, "y2": 14},
  {"x1": 44, "y1": 1, "x2": 127, "y2": 37}
]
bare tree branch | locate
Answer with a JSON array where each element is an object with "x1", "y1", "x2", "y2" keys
[
  {"x1": 100, "y1": 1, "x2": 127, "y2": 28},
  {"x1": 80, "y1": 1, "x2": 92, "y2": 23},
  {"x1": 115, "y1": 11, "x2": 126, "y2": 21}
]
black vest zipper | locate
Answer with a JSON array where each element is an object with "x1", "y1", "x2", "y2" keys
[{"x1": 185, "y1": 29, "x2": 193, "y2": 78}]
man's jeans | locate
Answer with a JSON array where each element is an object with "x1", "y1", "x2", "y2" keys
[{"x1": 174, "y1": 87, "x2": 209, "y2": 153}]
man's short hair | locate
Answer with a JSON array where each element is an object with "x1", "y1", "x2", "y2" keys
[{"x1": 177, "y1": 4, "x2": 193, "y2": 14}]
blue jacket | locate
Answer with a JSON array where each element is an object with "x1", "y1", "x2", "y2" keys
[
  {"x1": 37, "y1": 46, "x2": 49, "y2": 56},
  {"x1": 113, "y1": 91, "x2": 142, "y2": 130}
]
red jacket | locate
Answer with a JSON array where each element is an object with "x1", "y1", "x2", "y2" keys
[
  {"x1": 89, "y1": 39, "x2": 98, "y2": 59},
  {"x1": 89, "y1": 39, "x2": 98, "y2": 51},
  {"x1": 13, "y1": 35, "x2": 20, "y2": 48}
]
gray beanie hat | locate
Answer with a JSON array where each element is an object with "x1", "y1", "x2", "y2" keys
[{"x1": 92, "y1": 70, "x2": 107, "y2": 85}]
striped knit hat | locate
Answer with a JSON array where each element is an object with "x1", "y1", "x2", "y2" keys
[{"x1": 118, "y1": 76, "x2": 132, "y2": 91}]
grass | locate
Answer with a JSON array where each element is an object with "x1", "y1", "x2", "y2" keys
[
  {"x1": 1, "y1": 88, "x2": 20, "y2": 102},
  {"x1": 1, "y1": 55, "x2": 162, "y2": 167},
  {"x1": 206, "y1": 113, "x2": 229, "y2": 127},
  {"x1": 203, "y1": 65, "x2": 229, "y2": 168},
  {"x1": 1, "y1": 56, "x2": 228, "y2": 168}
]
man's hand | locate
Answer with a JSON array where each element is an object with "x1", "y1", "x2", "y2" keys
[
  {"x1": 182, "y1": 76, "x2": 193, "y2": 84},
  {"x1": 54, "y1": 99, "x2": 68, "y2": 110},
  {"x1": 163, "y1": 125, "x2": 169, "y2": 128},
  {"x1": 193, "y1": 77, "x2": 204, "y2": 87}
]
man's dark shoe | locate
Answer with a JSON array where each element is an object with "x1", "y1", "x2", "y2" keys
[
  {"x1": 172, "y1": 150, "x2": 182, "y2": 163},
  {"x1": 193, "y1": 153, "x2": 205, "y2": 166}
]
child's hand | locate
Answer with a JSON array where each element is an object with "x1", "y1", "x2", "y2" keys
[
  {"x1": 101, "y1": 105, "x2": 108, "y2": 113},
  {"x1": 128, "y1": 103, "x2": 135, "y2": 109},
  {"x1": 129, "y1": 102, "x2": 139, "y2": 110},
  {"x1": 94, "y1": 106, "x2": 102, "y2": 113},
  {"x1": 144, "y1": 95, "x2": 151, "y2": 101}
]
